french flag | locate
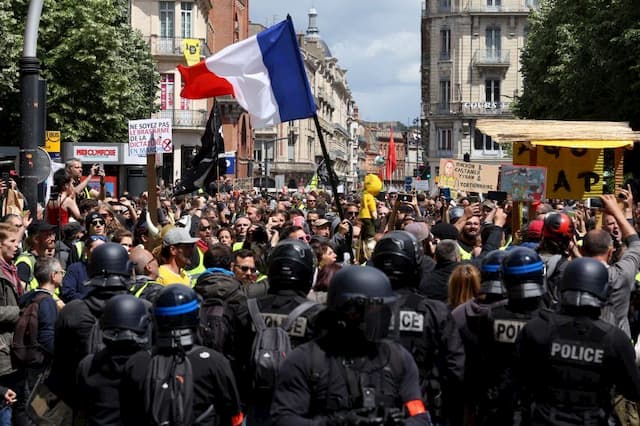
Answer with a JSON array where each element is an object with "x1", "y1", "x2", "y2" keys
[{"x1": 178, "y1": 18, "x2": 317, "y2": 128}]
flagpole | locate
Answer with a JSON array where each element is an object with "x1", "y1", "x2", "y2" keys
[{"x1": 313, "y1": 114, "x2": 344, "y2": 221}]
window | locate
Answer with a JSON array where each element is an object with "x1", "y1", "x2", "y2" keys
[
  {"x1": 439, "y1": 0, "x2": 451, "y2": 12},
  {"x1": 474, "y1": 128, "x2": 500, "y2": 152},
  {"x1": 160, "y1": 74, "x2": 174, "y2": 111},
  {"x1": 487, "y1": 0, "x2": 501, "y2": 8},
  {"x1": 440, "y1": 28, "x2": 451, "y2": 60},
  {"x1": 179, "y1": 81, "x2": 191, "y2": 110},
  {"x1": 288, "y1": 134, "x2": 296, "y2": 161},
  {"x1": 181, "y1": 2, "x2": 193, "y2": 38},
  {"x1": 439, "y1": 79, "x2": 451, "y2": 112},
  {"x1": 526, "y1": 0, "x2": 540, "y2": 9},
  {"x1": 485, "y1": 79, "x2": 501, "y2": 104},
  {"x1": 159, "y1": 2, "x2": 175, "y2": 53},
  {"x1": 437, "y1": 128, "x2": 452, "y2": 152},
  {"x1": 486, "y1": 26, "x2": 501, "y2": 58}
]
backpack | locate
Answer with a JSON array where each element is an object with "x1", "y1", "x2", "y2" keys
[
  {"x1": 144, "y1": 351, "x2": 195, "y2": 426},
  {"x1": 247, "y1": 298, "x2": 317, "y2": 393},
  {"x1": 11, "y1": 292, "x2": 50, "y2": 367},
  {"x1": 197, "y1": 298, "x2": 231, "y2": 353}
]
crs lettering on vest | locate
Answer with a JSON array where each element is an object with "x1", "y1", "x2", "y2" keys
[
  {"x1": 259, "y1": 313, "x2": 308, "y2": 337},
  {"x1": 389, "y1": 310, "x2": 424, "y2": 332},
  {"x1": 493, "y1": 319, "x2": 526, "y2": 343},
  {"x1": 550, "y1": 340, "x2": 605, "y2": 365}
]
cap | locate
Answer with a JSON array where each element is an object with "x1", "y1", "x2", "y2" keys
[
  {"x1": 61, "y1": 222, "x2": 84, "y2": 240},
  {"x1": 431, "y1": 223, "x2": 459, "y2": 241},
  {"x1": 404, "y1": 222, "x2": 430, "y2": 242},
  {"x1": 481, "y1": 200, "x2": 495, "y2": 210},
  {"x1": 163, "y1": 227, "x2": 199, "y2": 247},
  {"x1": 398, "y1": 204, "x2": 415, "y2": 214},
  {"x1": 86, "y1": 212, "x2": 103, "y2": 225},
  {"x1": 313, "y1": 218, "x2": 330, "y2": 227},
  {"x1": 28, "y1": 220, "x2": 57, "y2": 234}
]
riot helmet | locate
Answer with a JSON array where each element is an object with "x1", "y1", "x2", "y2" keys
[
  {"x1": 479, "y1": 250, "x2": 507, "y2": 296},
  {"x1": 327, "y1": 266, "x2": 397, "y2": 342},
  {"x1": 268, "y1": 239, "x2": 317, "y2": 293},
  {"x1": 560, "y1": 257, "x2": 609, "y2": 308},
  {"x1": 370, "y1": 230, "x2": 423, "y2": 288},
  {"x1": 153, "y1": 284, "x2": 200, "y2": 348},
  {"x1": 101, "y1": 294, "x2": 150, "y2": 346},
  {"x1": 85, "y1": 242, "x2": 132, "y2": 290},
  {"x1": 542, "y1": 212, "x2": 574, "y2": 243},
  {"x1": 502, "y1": 247, "x2": 545, "y2": 300}
]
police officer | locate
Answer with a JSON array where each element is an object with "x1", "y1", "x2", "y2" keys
[
  {"x1": 76, "y1": 294, "x2": 151, "y2": 425},
  {"x1": 271, "y1": 266, "x2": 430, "y2": 425},
  {"x1": 47, "y1": 242, "x2": 132, "y2": 410},
  {"x1": 120, "y1": 284, "x2": 244, "y2": 426},
  {"x1": 370, "y1": 230, "x2": 464, "y2": 425},
  {"x1": 516, "y1": 257, "x2": 640, "y2": 425},
  {"x1": 473, "y1": 246, "x2": 545, "y2": 425},
  {"x1": 451, "y1": 249, "x2": 507, "y2": 425},
  {"x1": 239, "y1": 239, "x2": 323, "y2": 426}
]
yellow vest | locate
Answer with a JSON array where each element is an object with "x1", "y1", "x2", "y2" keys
[
  {"x1": 186, "y1": 248, "x2": 206, "y2": 287},
  {"x1": 15, "y1": 252, "x2": 38, "y2": 291}
]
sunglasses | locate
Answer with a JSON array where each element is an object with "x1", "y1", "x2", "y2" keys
[
  {"x1": 346, "y1": 211, "x2": 358, "y2": 217},
  {"x1": 236, "y1": 265, "x2": 257, "y2": 273},
  {"x1": 55, "y1": 270, "x2": 66, "y2": 276},
  {"x1": 298, "y1": 234, "x2": 311, "y2": 242},
  {"x1": 199, "y1": 226, "x2": 211, "y2": 231},
  {"x1": 90, "y1": 220, "x2": 106, "y2": 226},
  {"x1": 89, "y1": 235, "x2": 108, "y2": 242}
]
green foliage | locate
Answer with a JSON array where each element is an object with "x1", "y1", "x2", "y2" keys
[
  {"x1": 514, "y1": 0, "x2": 640, "y2": 127},
  {"x1": 0, "y1": 0, "x2": 158, "y2": 144}
]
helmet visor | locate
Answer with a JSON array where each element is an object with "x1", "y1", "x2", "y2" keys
[{"x1": 342, "y1": 298, "x2": 392, "y2": 342}]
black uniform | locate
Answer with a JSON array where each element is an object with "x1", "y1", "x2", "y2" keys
[
  {"x1": 120, "y1": 345, "x2": 243, "y2": 426},
  {"x1": 271, "y1": 336, "x2": 430, "y2": 426},
  {"x1": 516, "y1": 309, "x2": 640, "y2": 425},
  {"x1": 392, "y1": 288, "x2": 465, "y2": 424},
  {"x1": 473, "y1": 300, "x2": 542, "y2": 424}
]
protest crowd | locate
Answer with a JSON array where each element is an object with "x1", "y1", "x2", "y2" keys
[{"x1": 0, "y1": 155, "x2": 639, "y2": 426}]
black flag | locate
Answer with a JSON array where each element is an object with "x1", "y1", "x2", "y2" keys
[{"x1": 174, "y1": 100, "x2": 227, "y2": 196}]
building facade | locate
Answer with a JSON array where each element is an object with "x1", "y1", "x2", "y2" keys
[{"x1": 421, "y1": 0, "x2": 539, "y2": 188}]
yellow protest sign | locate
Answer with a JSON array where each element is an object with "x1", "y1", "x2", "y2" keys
[
  {"x1": 45, "y1": 131, "x2": 61, "y2": 152},
  {"x1": 182, "y1": 39, "x2": 201, "y2": 66}
]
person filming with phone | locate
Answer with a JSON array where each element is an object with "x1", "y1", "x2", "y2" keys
[{"x1": 64, "y1": 158, "x2": 105, "y2": 201}]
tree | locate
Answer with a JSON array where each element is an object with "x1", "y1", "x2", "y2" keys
[
  {"x1": 514, "y1": 0, "x2": 640, "y2": 128},
  {"x1": 0, "y1": 0, "x2": 159, "y2": 144}
]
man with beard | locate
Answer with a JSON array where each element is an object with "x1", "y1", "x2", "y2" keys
[
  {"x1": 16, "y1": 221, "x2": 57, "y2": 291},
  {"x1": 157, "y1": 227, "x2": 199, "y2": 286}
]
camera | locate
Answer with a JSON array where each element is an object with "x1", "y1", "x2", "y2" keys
[
  {"x1": 1, "y1": 172, "x2": 9, "y2": 189},
  {"x1": 398, "y1": 193, "x2": 413, "y2": 203},
  {"x1": 587, "y1": 198, "x2": 603, "y2": 209}
]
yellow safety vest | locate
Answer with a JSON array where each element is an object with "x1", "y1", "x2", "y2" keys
[
  {"x1": 15, "y1": 253, "x2": 38, "y2": 291},
  {"x1": 459, "y1": 245, "x2": 473, "y2": 260},
  {"x1": 232, "y1": 241, "x2": 245, "y2": 252},
  {"x1": 186, "y1": 248, "x2": 206, "y2": 287}
]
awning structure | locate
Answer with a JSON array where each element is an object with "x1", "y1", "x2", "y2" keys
[{"x1": 475, "y1": 119, "x2": 640, "y2": 148}]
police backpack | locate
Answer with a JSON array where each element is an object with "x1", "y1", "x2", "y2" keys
[{"x1": 247, "y1": 298, "x2": 317, "y2": 393}]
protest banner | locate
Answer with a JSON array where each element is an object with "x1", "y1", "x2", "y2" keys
[
  {"x1": 128, "y1": 118, "x2": 173, "y2": 157},
  {"x1": 500, "y1": 165, "x2": 547, "y2": 202},
  {"x1": 438, "y1": 159, "x2": 500, "y2": 193}
]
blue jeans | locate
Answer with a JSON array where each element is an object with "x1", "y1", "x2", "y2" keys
[{"x1": 0, "y1": 405, "x2": 11, "y2": 426}]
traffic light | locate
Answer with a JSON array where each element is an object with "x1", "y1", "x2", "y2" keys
[{"x1": 424, "y1": 165, "x2": 432, "y2": 180}]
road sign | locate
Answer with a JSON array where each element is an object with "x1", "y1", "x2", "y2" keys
[{"x1": 45, "y1": 131, "x2": 61, "y2": 152}]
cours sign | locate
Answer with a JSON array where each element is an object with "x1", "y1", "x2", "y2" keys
[{"x1": 128, "y1": 118, "x2": 173, "y2": 157}]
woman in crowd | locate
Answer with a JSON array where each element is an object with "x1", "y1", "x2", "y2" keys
[{"x1": 448, "y1": 263, "x2": 481, "y2": 310}]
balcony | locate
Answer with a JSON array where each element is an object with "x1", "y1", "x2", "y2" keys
[
  {"x1": 463, "y1": 0, "x2": 530, "y2": 14},
  {"x1": 472, "y1": 49, "x2": 510, "y2": 67},
  {"x1": 153, "y1": 109, "x2": 208, "y2": 128},
  {"x1": 146, "y1": 36, "x2": 210, "y2": 58}
]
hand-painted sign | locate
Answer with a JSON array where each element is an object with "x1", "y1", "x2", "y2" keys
[
  {"x1": 438, "y1": 159, "x2": 500, "y2": 193},
  {"x1": 128, "y1": 119, "x2": 173, "y2": 157}
]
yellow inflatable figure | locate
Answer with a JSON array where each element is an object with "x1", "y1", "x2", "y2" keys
[{"x1": 359, "y1": 174, "x2": 382, "y2": 258}]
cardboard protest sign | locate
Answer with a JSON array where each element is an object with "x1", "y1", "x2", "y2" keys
[
  {"x1": 500, "y1": 165, "x2": 547, "y2": 202},
  {"x1": 438, "y1": 159, "x2": 500, "y2": 193}
]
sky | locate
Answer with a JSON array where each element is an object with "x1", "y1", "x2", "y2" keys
[{"x1": 250, "y1": 1, "x2": 422, "y2": 125}]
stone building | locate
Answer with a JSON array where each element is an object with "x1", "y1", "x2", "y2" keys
[{"x1": 421, "y1": 0, "x2": 539, "y2": 186}]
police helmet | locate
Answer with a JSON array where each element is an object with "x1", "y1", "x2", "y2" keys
[
  {"x1": 502, "y1": 247, "x2": 545, "y2": 300},
  {"x1": 87, "y1": 242, "x2": 132, "y2": 278},
  {"x1": 153, "y1": 284, "x2": 200, "y2": 348},
  {"x1": 479, "y1": 250, "x2": 507, "y2": 296},
  {"x1": 542, "y1": 213, "x2": 574, "y2": 243},
  {"x1": 268, "y1": 239, "x2": 317, "y2": 292},
  {"x1": 327, "y1": 266, "x2": 397, "y2": 342},
  {"x1": 370, "y1": 230, "x2": 423, "y2": 288},
  {"x1": 560, "y1": 257, "x2": 609, "y2": 308},
  {"x1": 101, "y1": 294, "x2": 150, "y2": 346}
]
